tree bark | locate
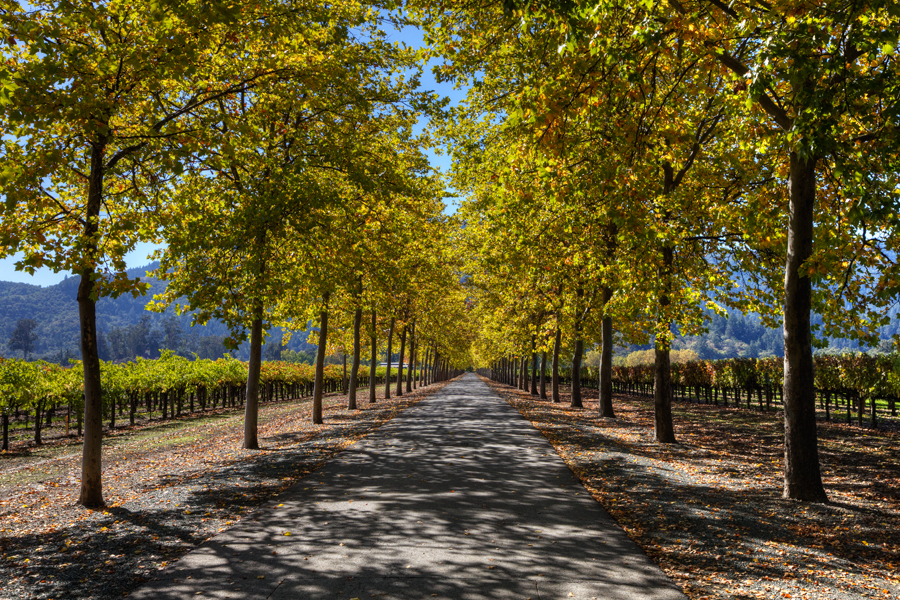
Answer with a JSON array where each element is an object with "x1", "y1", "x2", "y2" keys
[
  {"x1": 33, "y1": 398, "x2": 44, "y2": 445},
  {"x1": 552, "y1": 325, "x2": 561, "y2": 403},
  {"x1": 419, "y1": 342, "x2": 427, "y2": 388},
  {"x1": 523, "y1": 355, "x2": 528, "y2": 389},
  {"x1": 654, "y1": 343, "x2": 676, "y2": 442},
  {"x1": 571, "y1": 337, "x2": 584, "y2": 408},
  {"x1": 78, "y1": 141, "x2": 107, "y2": 509},
  {"x1": 312, "y1": 293, "x2": 330, "y2": 425},
  {"x1": 654, "y1": 243, "x2": 676, "y2": 443},
  {"x1": 384, "y1": 317, "x2": 395, "y2": 400},
  {"x1": 518, "y1": 355, "x2": 525, "y2": 390},
  {"x1": 406, "y1": 321, "x2": 416, "y2": 393},
  {"x1": 368, "y1": 311, "x2": 377, "y2": 403},
  {"x1": 782, "y1": 152, "x2": 827, "y2": 502},
  {"x1": 599, "y1": 287, "x2": 615, "y2": 418},
  {"x1": 348, "y1": 305, "x2": 362, "y2": 410},
  {"x1": 540, "y1": 351, "x2": 548, "y2": 399},
  {"x1": 396, "y1": 324, "x2": 407, "y2": 397},
  {"x1": 243, "y1": 308, "x2": 263, "y2": 449}
]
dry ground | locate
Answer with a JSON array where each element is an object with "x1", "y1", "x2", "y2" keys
[
  {"x1": 0, "y1": 383, "x2": 447, "y2": 600},
  {"x1": 486, "y1": 377, "x2": 900, "y2": 600}
]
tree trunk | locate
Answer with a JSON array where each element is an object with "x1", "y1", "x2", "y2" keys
[
  {"x1": 523, "y1": 355, "x2": 528, "y2": 389},
  {"x1": 599, "y1": 288, "x2": 615, "y2": 418},
  {"x1": 530, "y1": 345, "x2": 538, "y2": 395},
  {"x1": 34, "y1": 398, "x2": 44, "y2": 445},
  {"x1": 78, "y1": 141, "x2": 107, "y2": 508},
  {"x1": 430, "y1": 343, "x2": 438, "y2": 385},
  {"x1": 654, "y1": 241, "x2": 676, "y2": 443},
  {"x1": 406, "y1": 321, "x2": 415, "y2": 393},
  {"x1": 782, "y1": 152, "x2": 827, "y2": 502},
  {"x1": 384, "y1": 317, "x2": 395, "y2": 400},
  {"x1": 243, "y1": 309, "x2": 263, "y2": 449},
  {"x1": 654, "y1": 344, "x2": 676, "y2": 443},
  {"x1": 397, "y1": 325, "x2": 407, "y2": 397},
  {"x1": 2, "y1": 413, "x2": 8, "y2": 451},
  {"x1": 369, "y1": 311, "x2": 378, "y2": 403},
  {"x1": 419, "y1": 344, "x2": 427, "y2": 388},
  {"x1": 518, "y1": 355, "x2": 525, "y2": 390},
  {"x1": 348, "y1": 305, "x2": 362, "y2": 410},
  {"x1": 312, "y1": 294, "x2": 330, "y2": 425},
  {"x1": 540, "y1": 351, "x2": 548, "y2": 399},
  {"x1": 571, "y1": 337, "x2": 584, "y2": 408},
  {"x1": 552, "y1": 325, "x2": 561, "y2": 403}
]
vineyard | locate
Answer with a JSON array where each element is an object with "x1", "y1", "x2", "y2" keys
[
  {"x1": 0, "y1": 354, "x2": 424, "y2": 451},
  {"x1": 486, "y1": 353, "x2": 900, "y2": 429},
  {"x1": 610, "y1": 355, "x2": 900, "y2": 427}
]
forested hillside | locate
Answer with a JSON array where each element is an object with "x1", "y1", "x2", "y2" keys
[
  {"x1": 5, "y1": 263, "x2": 897, "y2": 365},
  {"x1": 668, "y1": 307, "x2": 900, "y2": 360},
  {"x1": 0, "y1": 263, "x2": 317, "y2": 362}
]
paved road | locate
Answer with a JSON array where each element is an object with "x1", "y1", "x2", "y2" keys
[{"x1": 132, "y1": 373, "x2": 685, "y2": 600}]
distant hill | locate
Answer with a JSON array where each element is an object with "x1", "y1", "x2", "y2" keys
[
  {"x1": 617, "y1": 307, "x2": 900, "y2": 361},
  {"x1": 0, "y1": 263, "x2": 318, "y2": 363}
]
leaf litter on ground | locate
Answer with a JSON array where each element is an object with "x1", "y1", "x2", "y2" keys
[
  {"x1": 484, "y1": 377, "x2": 900, "y2": 600},
  {"x1": 0, "y1": 383, "x2": 449, "y2": 600}
]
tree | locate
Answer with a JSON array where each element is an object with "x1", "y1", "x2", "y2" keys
[
  {"x1": 153, "y1": 2, "x2": 437, "y2": 435},
  {"x1": 0, "y1": 0, "x2": 299, "y2": 508},
  {"x1": 418, "y1": 0, "x2": 900, "y2": 502},
  {"x1": 161, "y1": 316, "x2": 183, "y2": 353},
  {"x1": 644, "y1": 0, "x2": 900, "y2": 501},
  {"x1": 8, "y1": 318, "x2": 38, "y2": 360}
]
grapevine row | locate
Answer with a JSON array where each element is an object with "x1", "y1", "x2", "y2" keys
[
  {"x1": 0, "y1": 353, "x2": 412, "y2": 450},
  {"x1": 486, "y1": 353, "x2": 900, "y2": 428}
]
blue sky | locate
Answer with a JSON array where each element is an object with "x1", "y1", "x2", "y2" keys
[{"x1": 0, "y1": 23, "x2": 465, "y2": 287}]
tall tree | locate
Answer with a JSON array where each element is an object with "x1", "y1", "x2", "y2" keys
[
  {"x1": 0, "y1": 0, "x2": 298, "y2": 508},
  {"x1": 8, "y1": 319, "x2": 38, "y2": 361}
]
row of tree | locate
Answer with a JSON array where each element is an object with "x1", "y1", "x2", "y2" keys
[
  {"x1": 0, "y1": 1, "x2": 473, "y2": 508},
  {"x1": 415, "y1": 0, "x2": 900, "y2": 503}
]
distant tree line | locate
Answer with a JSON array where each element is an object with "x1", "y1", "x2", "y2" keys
[
  {"x1": 100, "y1": 316, "x2": 232, "y2": 362},
  {"x1": 617, "y1": 307, "x2": 900, "y2": 362}
]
